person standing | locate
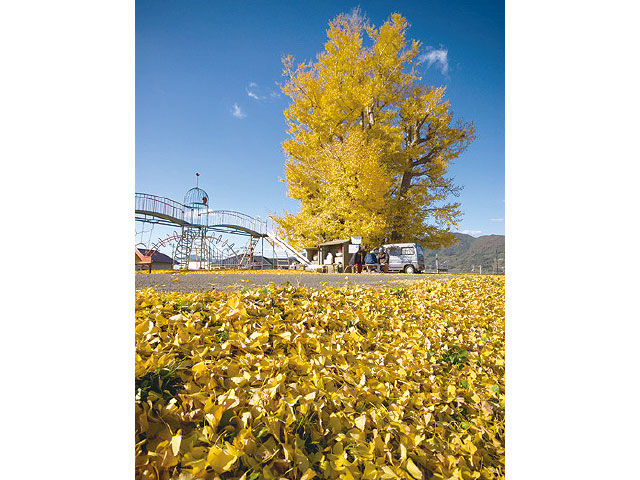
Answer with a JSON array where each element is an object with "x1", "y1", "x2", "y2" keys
[
  {"x1": 377, "y1": 246, "x2": 389, "y2": 273},
  {"x1": 349, "y1": 245, "x2": 365, "y2": 273}
]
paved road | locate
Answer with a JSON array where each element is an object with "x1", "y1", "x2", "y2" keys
[{"x1": 135, "y1": 272, "x2": 454, "y2": 292}]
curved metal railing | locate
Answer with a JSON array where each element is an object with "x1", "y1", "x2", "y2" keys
[
  {"x1": 135, "y1": 193, "x2": 267, "y2": 234},
  {"x1": 135, "y1": 193, "x2": 186, "y2": 224},
  {"x1": 195, "y1": 209, "x2": 267, "y2": 235}
]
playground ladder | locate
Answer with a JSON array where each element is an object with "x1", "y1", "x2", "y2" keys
[
  {"x1": 238, "y1": 237, "x2": 259, "y2": 269},
  {"x1": 275, "y1": 257, "x2": 291, "y2": 269},
  {"x1": 173, "y1": 227, "x2": 198, "y2": 269}
]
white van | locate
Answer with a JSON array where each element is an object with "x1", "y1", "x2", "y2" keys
[{"x1": 382, "y1": 243, "x2": 425, "y2": 273}]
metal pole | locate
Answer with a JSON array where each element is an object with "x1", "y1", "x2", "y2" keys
[{"x1": 249, "y1": 236, "x2": 254, "y2": 269}]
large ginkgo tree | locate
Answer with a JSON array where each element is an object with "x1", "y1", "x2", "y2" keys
[{"x1": 274, "y1": 12, "x2": 475, "y2": 249}]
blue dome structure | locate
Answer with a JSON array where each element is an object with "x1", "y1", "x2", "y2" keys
[{"x1": 184, "y1": 186, "x2": 209, "y2": 210}]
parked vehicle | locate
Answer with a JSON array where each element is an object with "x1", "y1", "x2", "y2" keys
[{"x1": 382, "y1": 243, "x2": 425, "y2": 273}]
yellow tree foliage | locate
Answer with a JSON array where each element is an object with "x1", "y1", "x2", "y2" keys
[
  {"x1": 275, "y1": 12, "x2": 475, "y2": 249},
  {"x1": 277, "y1": 129, "x2": 391, "y2": 245}
]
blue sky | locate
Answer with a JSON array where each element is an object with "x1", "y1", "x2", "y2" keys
[{"x1": 135, "y1": 0, "x2": 504, "y2": 242}]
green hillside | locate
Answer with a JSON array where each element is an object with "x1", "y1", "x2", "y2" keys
[{"x1": 423, "y1": 233, "x2": 505, "y2": 273}]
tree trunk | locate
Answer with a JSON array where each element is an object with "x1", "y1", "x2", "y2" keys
[
  {"x1": 389, "y1": 169, "x2": 414, "y2": 241},
  {"x1": 398, "y1": 170, "x2": 413, "y2": 198}
]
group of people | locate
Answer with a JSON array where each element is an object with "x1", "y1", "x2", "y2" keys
[{"x1": 348, "y1": 245, "x2": 389, "y2": 273}]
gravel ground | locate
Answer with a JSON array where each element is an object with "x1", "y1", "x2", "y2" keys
[{"x1": 135, "y1": 271, "x2": 455, "y2": 293}]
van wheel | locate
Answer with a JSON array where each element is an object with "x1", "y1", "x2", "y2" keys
[{"x1": 404, "y1": 265, "x2": 415, "y2": 274}]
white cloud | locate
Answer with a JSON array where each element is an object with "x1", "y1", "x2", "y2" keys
[
  {"x1": 247, "y1": 82, "x2": 281, "y2": 100},
  {"x1": 231, "y1": 103, "x2": 246, "y2": 118},
  {"x1": 420, "y1": 46, "x2": 449, "y2": 75},
  {"x1": 246, "y1": 82, "x2": 263, "y2": 100},
  {"x1": 490, "y1": 218, "x2": 504, "y2": 222},
  {"x1": 459, "y1": 229, "x2": 483, "y2": 237}
]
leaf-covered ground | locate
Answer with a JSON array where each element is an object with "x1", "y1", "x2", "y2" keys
[
  {"x1": 135, "y1": 276, "x2": 504, "y2": 480},
  {"x1": 136, "y1": 269, "x2": 325, "y2": 275}
]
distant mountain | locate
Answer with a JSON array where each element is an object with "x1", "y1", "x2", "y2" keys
[{"x1": 423, "y1": 233, "x2": 505, "y2": 274}]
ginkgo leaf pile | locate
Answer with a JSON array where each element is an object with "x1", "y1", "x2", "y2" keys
[{"x1": 136, "y1": 276, "x2": 504, "y2": 480}]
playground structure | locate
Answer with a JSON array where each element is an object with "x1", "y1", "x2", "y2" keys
[{"x1": 135, "y1": 180, "x2": 310, "y2": 270}]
